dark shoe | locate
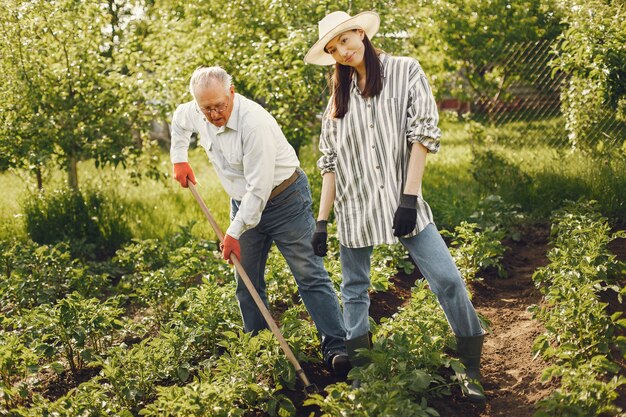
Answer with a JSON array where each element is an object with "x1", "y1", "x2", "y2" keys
[
  {"x1": 330, "y1": 353, "x2": 351, "y2": 378},
  {"x1": 455, "y1": 334, "x2": 486, "y2": 402},
  {"x1": 345, "y1": 334, "x2": 371, "y2": 388}
]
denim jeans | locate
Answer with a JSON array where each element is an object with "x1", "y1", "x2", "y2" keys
[
  {"x1": 231, "y1": 170, "x2": 346, "y2": 361},
  {"x1": 339, "y1": 223, "x2": 484, "y2": 340}
]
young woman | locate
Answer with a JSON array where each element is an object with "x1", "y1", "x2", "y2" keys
[{"x1": 304, "y1": 11, "x2": 486, "y2": 401}]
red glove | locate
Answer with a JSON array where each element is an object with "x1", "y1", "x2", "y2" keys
[
  {"x1": 221, "y1": 234, "x2": 241, "y2": 264},
  {"x1": 173, "y1": 162, "x2": 197, "y2": 188}
]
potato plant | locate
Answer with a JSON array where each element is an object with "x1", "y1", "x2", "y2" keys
[{"x1": 530, "y1": 201, "x2": 626, "y2": 416}]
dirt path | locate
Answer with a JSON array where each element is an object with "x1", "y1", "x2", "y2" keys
[{"x1": 296, "y1": 225, "x2": 558, "y2": 417}]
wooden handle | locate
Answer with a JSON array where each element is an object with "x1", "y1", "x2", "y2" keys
[{"x1": 187, "y1": 181, "x2": 314, "y2": 389}]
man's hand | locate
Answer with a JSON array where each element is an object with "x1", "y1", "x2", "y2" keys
[
  {"x1": 393, "y1": 194, "x2": 418, "y2": 237},
  {"x1": 311, "y1": 220, "x2": 328, "y2": 257},
  {"x1": 221, "y1": 234, "x2": 241, "y2": 264},
  {"x1": 173, "y1": 162, "x2": 197, "y2": 188}
]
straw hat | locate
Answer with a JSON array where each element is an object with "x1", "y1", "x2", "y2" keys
[{"x1": 304, "y1": 11, "x2": 380, "y2": 66}]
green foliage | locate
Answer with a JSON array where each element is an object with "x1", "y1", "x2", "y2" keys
[
  {"x1": 552, "y1": 0, "x2": 626, "y2": 153},
  {"x1": 442, "y1": 221, "x2": 507, "y2": 281},
  {"x1": 167, "y1": 278, "x2": 242, "y2": 357},
  {"x1": 115, "y1": 234, "x2": 227, "y2": 325},
  {"x1": 0, "y1": 0, "x2": 155, "y2": 188},
  {"x1": 140, "y1": 330, "x2": 297, "y2": 417},
  {"x1": 529, "y1": 200, "x2": 626, "y2": 416},
  {"x1": 306, "y1": 282, "x2": 451, "y2": 416},
  {"x1": 0, "y1": 332, "x2": 40, "y2": 411},
  {"x1": 468, "y1": 194, "x2": 526, "y2": 241},
  {"x1": 22, "y1": 187, "x2": 132, "y2": 260},
  {"x1": 409, "y1": 0, "x2": 564, "y2": 102},
  {"x1": 32, "y1": 293, "x2": 125, "y2": 376},
  {"x1": 13, "y1": 381, "x2": 133, "y2": 417},
  {"x1": 0, "y1": 238, "x2": 108, "y2": 310},
  {"x1": 471, "y1": 148, "x2": 533, "y2": 205}
]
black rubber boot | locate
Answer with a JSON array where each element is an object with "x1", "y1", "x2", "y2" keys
[
  {"x1": 455, "y1": 334, "x2": 486, "y2": 402},
  {"x1": 345, "y1": 333, "x2": 371, "y2": 388}
]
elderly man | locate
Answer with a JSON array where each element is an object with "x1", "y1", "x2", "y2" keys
[{"x1": 170, "y1": 66, "x2": 349, "y2": 376}]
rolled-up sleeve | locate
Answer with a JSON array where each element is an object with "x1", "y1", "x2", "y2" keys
[
  {"x1": 406, "y1": 60, "x2": 441, "y2": 153},
  {"x1": 317, "y1": 103, "x2": 338, "y2": 175},
  {"x1": 170, "y1": 104, "x2": 195, "y2": 163}
]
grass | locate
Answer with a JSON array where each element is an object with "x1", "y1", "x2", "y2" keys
[
  {"x1": 0, "y1": 147, "x2": 230, "y2": 242},
  {"x1": 1, "y1": 119, "x2": 624, "y2": 244}
]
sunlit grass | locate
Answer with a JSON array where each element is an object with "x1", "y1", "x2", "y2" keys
[
  {"x1": 1, "y1": 119, "x2": 624, "y2": 243},
  {"x1": 0, "y1": 147, "x2": 230, "y2": 241}
]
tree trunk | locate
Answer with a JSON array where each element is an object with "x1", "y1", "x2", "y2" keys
[
  {"x1": 68, "y1": 156, "x2": 78, "y2": 190},
  {"x1": 35, "y1": 166, "x2": 43, "y2": 190}
]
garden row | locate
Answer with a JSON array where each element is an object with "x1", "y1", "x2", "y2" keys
[
  {"x1": 1, "y1": 199, "x2": 511, "y2": 416},
  {"x1": 530, "y1": 201, "x2": 626, "y2": 417}
]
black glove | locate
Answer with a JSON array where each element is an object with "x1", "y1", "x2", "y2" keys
[
  {"x1": 311, "y1": 220, "x2": 328, "y2": 257},
  {"x1": 393, "y1": 194, "x2": 418, "y2": 237}
]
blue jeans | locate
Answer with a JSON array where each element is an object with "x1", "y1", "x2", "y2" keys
[
  {"x1": 340, "y1": 223, "x2": 484, "y2": 340},
  {"x1": 231, "y1": 170, "x2": 346, "y2": 361}
]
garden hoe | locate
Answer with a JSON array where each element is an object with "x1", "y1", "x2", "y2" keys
[{"x1": 187, "y1": 182, "x2": 319, "y2": 394}]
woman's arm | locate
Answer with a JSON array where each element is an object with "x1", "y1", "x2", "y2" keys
[
  {"x1": 403, "y1": 142, "x2": 428, "y2": 196},
  {"x1": 317, "y1": 172, "x2": 336, "y2": 221}
]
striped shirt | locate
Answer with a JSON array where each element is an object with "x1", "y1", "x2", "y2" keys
[{"x1": 318, "y1": 54, "x2": 441, "y2": 248}]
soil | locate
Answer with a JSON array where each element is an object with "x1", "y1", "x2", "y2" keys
[{"x1": 288, "y1": 225, "x2": 626, "y2": 417}]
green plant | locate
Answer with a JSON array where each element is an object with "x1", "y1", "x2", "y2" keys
[
  {"x1": 442, "y1": 221, "x2": 507, "y2": 281},
  {"x1": 529, "y1": 200, "x2": 626, "y2": 416},
  {"x1": 12, "y1": 381, "x2": 133, "y2": 417},
  {"x1": 22, "y1": 187, "x2": 131, "y2": 259},
  {"x1": 469, "y1": 194, "x2": 526, "y2": 241},
  {"x1": 0, "y1": 332, "x2": 40, "y2": 411},
  {"x1": 0, "y1": 238, "x2": 108, "y2": 310},
  {"x1": 34, "y1": 293, "x2": 125, "y2": 375}
]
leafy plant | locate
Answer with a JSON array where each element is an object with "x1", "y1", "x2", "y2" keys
[
  {"x1": 0, "y1": 239, "x2": 107, "y2": 311},
  {"x1": 33, "y1": 293, "x2": 125, "y2": 375},
  {"x1": 529, "y1": 200, "x2": 626, "y2": 416},
  {"x1": 0, "y1": 332, "x2": 40, "y2": 411},
  {"x1": 22, "y1": 187, "x2": 132, "y2": 260},
  {"x1": 442, "y1": 221, "x2": 507, "y2": 281}
]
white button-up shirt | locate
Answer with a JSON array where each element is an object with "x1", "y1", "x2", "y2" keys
[
  {"x1": 171, "y1": 93, "x2": 300, "y2": 239},
  {"x1": 318, "y1": 55, "x2": 441, "y2": 248}
]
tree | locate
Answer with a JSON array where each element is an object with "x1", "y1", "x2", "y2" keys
[
  {"x1": 145, "y1": 0, "x2": 410, "y2": 154},
  {"x1": 0, "y1": 0, "x2": 153, "y2": 190},
  {"x1": 552, "y1": 0, "x2": 626, "y2": 152},
  {"x1": 405, "y1": 0, "x2": 564, "y2": 111}
]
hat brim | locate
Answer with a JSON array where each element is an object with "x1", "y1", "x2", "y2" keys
[{"x1": 304, "y1": 11, "x2": 380, "y2": 66}]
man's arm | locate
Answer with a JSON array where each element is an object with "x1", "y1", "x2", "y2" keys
[{"x1": 170, "y1": 104, "x2": 198, "y2": 187}]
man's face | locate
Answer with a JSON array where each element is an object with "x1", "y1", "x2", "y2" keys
[{"x1": 195, "y1": 82, "x2": 235, "y2": 128}]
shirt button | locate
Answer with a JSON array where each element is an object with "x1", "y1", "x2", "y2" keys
[
  {"x1": 371, "y1": 145, "x2": 375, "y2": 149},
  {"x1": 380, "y1": 185, "x2": 384, "y2": 189},
  {"x1": 375, "y1": 165, "x2": 380, "y2": 169},
  {"x1": 368, "y1": 104, "x2": 371, "y2": 108},
  {"x1": 369, "y1": 124, "x2": 374, "y2": 128}
]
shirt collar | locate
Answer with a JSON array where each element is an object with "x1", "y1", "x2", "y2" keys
[
  {"x1": 350, "y1": 53, "x2": 388, "y2": 94},
  {"x1": 224, "y1": 93, "x2": 241, "y2": 132}
]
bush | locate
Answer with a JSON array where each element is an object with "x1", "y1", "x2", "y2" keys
[{"x1": 23, "y1": 187, "x2": 131, "y2": 260}]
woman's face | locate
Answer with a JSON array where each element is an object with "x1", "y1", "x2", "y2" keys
[{"x1": 325, "y1": 29, "x2": 365, "y2": 68}]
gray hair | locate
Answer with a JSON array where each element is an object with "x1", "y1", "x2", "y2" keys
[{"x1": 189, "y1": 66, "x2": 232, "y2": 98}]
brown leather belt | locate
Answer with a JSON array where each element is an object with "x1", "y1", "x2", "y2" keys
[{"x1": 269, "y1": 168, "x2": 301, "y2": 200}]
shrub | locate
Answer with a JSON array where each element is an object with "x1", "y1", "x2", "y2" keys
[{"x1": 23, "y1": 187, "x2": 131, "y2": 260}]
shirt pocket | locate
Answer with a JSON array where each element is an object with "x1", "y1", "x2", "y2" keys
[
  {"x1": 381, "y1": 97, "x2": 403, "y2": 156},
  {"x1": 224, "y1": 144, "x2": 244, "y2": 173}
]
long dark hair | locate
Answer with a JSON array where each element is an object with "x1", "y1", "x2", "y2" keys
[{"x1": 329, "y1": 32, "x2": 383, "y2": 119}]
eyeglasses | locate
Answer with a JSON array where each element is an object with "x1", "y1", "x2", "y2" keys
[{"x1": 198, "y1": 102, "x2": 229, "y2": 116}]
